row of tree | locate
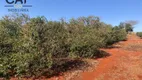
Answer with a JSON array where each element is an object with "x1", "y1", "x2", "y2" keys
[
  {"x1": 137, "y1": 32, "x2": 142, "y2": 38},
  {"x1": 0, "y1": 14, "x2": 136, "y2": 78}
]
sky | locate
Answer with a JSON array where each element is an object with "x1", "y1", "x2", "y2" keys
[{"x1": 0, "y1": 0, "x2": 142, "y2": 32}]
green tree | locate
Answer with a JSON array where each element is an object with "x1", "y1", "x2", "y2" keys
[{"x1": 118, "y1": 20, "x2": 138, "y2": 33}]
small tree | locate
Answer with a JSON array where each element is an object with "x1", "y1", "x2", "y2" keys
[
  {"x1": 118, "y1": 20, "x2": 138, "y2": 33},
  {"x1": 125, "y1": 23, "x2": 133, "y2": 33}
]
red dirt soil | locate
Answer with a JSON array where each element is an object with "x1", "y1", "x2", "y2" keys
[
  {"x1": 48, "y1": 34, "x2": 142, "y2": 80},
  {"x1": 9, "y1": 34, "x2": 142, "y2": 80},
  {"x1": 81, "y1": 34, "x2": 142, "y2": 80}
]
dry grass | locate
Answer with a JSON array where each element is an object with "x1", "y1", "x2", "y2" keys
[{"x1": 124, "y1": 43, "x2": 142, "y2": 52}]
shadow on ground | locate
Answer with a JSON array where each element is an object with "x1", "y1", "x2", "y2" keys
[
  {"x1": 42, "y1": 59, "x2": 88, "y2": 78},
  {"x1": 105, "y1": 46, "x2": 121, "y2": 49},
  {"x1": 41, "y1": 50, "x2": 111, "y2": 78},
  {"x1": 93, "y1": 50, "x2": 111, "y2": 59}
]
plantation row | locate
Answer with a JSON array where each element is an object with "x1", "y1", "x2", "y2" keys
[
  {"x1": 137, "y1": 32, "x2": 142, "y2": 38},
  {"x1": 0, "y1": 14, "x2": 129, "y2": 78}
]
